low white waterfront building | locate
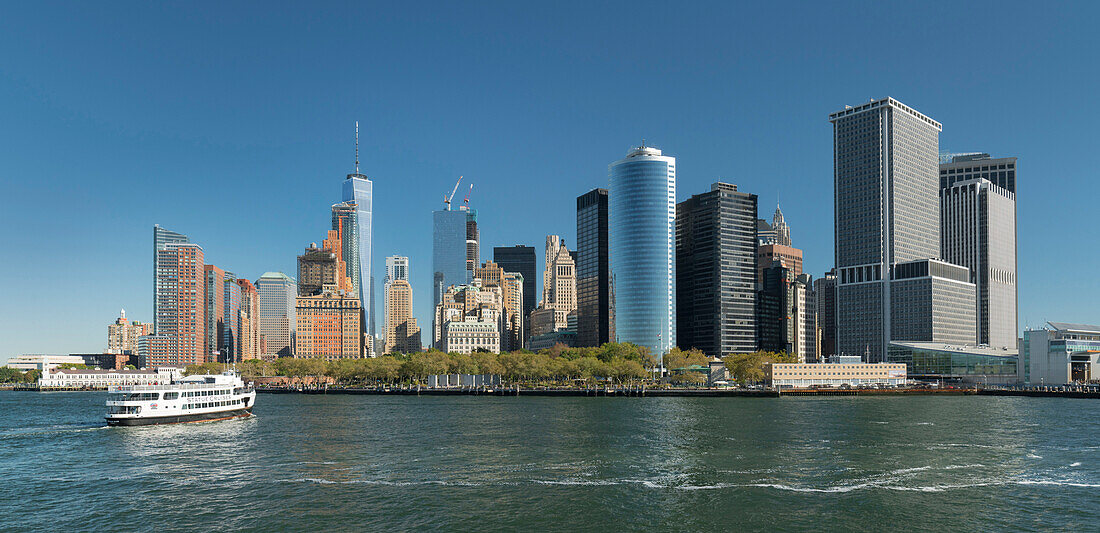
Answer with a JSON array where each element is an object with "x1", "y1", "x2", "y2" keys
[
  {"x1": 766, "y1": 361, "x2": 907, "y2": 388},
  {"x1": 39, "y1": 367, "x2": 181, "y2": 389}
]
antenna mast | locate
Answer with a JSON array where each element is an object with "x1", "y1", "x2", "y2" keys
[{"x1": 355, "y1": 121, "x2": 359, "y2": 174}]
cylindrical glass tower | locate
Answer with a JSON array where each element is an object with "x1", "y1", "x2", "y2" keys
[{"x1": 609, "y1": 145, "x2": 676, "y2": 363}]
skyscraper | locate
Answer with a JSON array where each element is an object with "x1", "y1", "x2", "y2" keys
[
  {"x1": 529, "y1": 236, "x2": 577, "y2": 339},
  {"x1": 256, "y1": 272, "x2": 297, "y2": 360},
  {"x1": 204, "y1": 265, "x2": 227, "y2": 362},
  {"x1": 758, "y1": 262, "x2": 815, "y2": 362},
  {"x1": 831, "y1": 97, "x2": 958, "y2": 360},
  {"x1": 222, "y1": 272, "x2": 242, "y2": 362},
  {"x1": 576, "y1": 188, "x2": 613, "y2": 348},
  {"x1": 609, "y1": 144, "x2": 676, "y2": 360},
  {"x1": 341, "y1": 124, "x2": 373, "y2": 353},
  {"x1": 383, "y1": 278, "x2": 421, "y2": 354},
  {"x1": 331, "y1": 201, "x2": 361, "y2": 293},
  {"x1": 676, "y1": 182, "x2": 758, "y2": 356},
  {"x1": 237, "y1": 278, "x2": 260, "y2": 361},
  {"x1": 152, "y1": 225, "x2": 189, "y2": 334},
  {"x1": 493, "y1": 245, "x2": 537, "y2": 326},
  {"x1": 144, "y1": 240, "x2": 205, "y2": 367},
  {"x1": 383, "y1": 255, "x2": 410, "y2": 346},
  {"x1": 433, "y1": 205, "x2": 474, "y2": 347},
  {"x1": 813, "y1": 271, "x2": 837, "y2": 360},
  {"x1": 941, "y1": 175, "x2": 1017, "y2": 349},
  {"x1": 466, "y1": 210, "x2": 480, "y2": 281}
]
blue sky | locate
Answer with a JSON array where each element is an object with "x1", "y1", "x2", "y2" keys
[{"x1": 2, "y1": 1, "x2": 1097, "y2": 360}]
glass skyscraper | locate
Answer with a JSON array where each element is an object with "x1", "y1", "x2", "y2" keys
[
  {"x1": 433, "y1": 207, "x2": 471, "y2": 345},
  {"x1": 256, "y1": 271, "x2": 297, "y2": 359},
  {"x1": 342, "y1": 172, "x2": 373, "y2": 345},
  {"x1": 493, "y1": 246, "x2": 537, "y2": 323},
  {"x1": 609, "y1": 145, "x2": 676, "y2": 361}
]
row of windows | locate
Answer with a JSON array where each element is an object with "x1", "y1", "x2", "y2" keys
[{"x1": 184, "y1": 398, "x2": 246, "y2": 410}]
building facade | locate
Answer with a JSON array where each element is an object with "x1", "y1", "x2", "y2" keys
[
  {"x1": 474, "y1": 260, "x2": 525, "y2": 351},
  {"x1": 342, "y1": 168, "x2": 373, "y2": 348},
  {"x1": 1025, "y1": 322, "x2": 1100, "y2": 385},
  {"x1": 757, "y1": 244, "x2": 803, "y2": 284},
  {"x1": 493, "y1": 245, "x2": 537, "y2": 327},
  {"x1": 152, "y1": 225, "x2": 189, "y2": 333},
  {"x1": 433, "y1": 281, "x2": 504, "y2": 351},
  {"x1": 813, "y1": 271, "x2": 837, "y2": 361},
  {"x1": 831, "y1": 97, "x2": 955, "y2": 361},
  {"x1": 766, "y1": 362, "x2": 907, "y2": 388},
  {"x1": 758, "y1": 262, "x2": 815, "y2": 362},
  {"x1": 940, "y1": 153, "x2": 1017, "y2": 193},
  {"x1": 576, "y1": 188, "x2": 614, "y2": 348},
  {"x1": 237, "y1": 278, "x2": 260, "y2": 360},
  {"x1": 609, "y1": 144, "x2": 676, "y2": 360},
  {"x1": 433, "y1": 207, "x2": 472, "y2": 339},
  {"x1": 383, "y1": 278, "x2": 421, "y2": 354},
  {"x1": 256, "y1": 272, "x2": 296, "y2": 360},
  {"x1": 528, "y1": 235, "x2": 577, "y2": 339},
  {"x1": 676, "y1": 182, "x2": 758, "y2": 357},
  {"x1": 887, "y1": 341, "x2": 1017, "y2": 384},
  {"x1": 440, "y1": 317, "x2": 500, "y2": 354},
  {"x1": 941, "y1": 176, "x2": 1017, "y2": 349},
  {"x1": 888, "y1": 259, "x2": 977, "y2": 346},
  {"x1": 144, "y1": 240, "x2": 206, "y2": 368},
  {"x1": 295, "y1": 288, "x2": 362, "y2": 360},
  {"x1": 107, "y1": 310, "x2": 152, "y2": 354}
]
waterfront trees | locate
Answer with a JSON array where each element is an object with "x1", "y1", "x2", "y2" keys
[{"x1": 722, "y1": 351, "x2": 797, "y2": 385}]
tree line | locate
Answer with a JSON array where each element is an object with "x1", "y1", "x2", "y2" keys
[{"x1": 183, "y1": 343, "x2": 798, "y2": 387}]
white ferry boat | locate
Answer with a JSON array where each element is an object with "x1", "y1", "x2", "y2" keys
[{"x1": 105, "y1": 371, "x2": 255, "y2": 426}]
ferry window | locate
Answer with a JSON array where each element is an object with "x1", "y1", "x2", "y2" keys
[{"x1": 164, "y1": 392, "x2": 179, "y2": 400}]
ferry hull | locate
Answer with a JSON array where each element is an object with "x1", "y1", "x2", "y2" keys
[{"x1": 106, "y1": 407, "x2": 253, "y2": 427}]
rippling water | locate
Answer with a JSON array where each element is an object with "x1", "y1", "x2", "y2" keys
[{"x1": 1, "y1": 392, "x2": 1096, "y2": 531}]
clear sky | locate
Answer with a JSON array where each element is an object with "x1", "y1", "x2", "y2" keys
[{"x1": 2, "y1": 1, "x2": 1098, "y2": 361}]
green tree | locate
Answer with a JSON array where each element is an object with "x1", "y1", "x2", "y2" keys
[
  {"x1": 471, "y1": 352, "x2": 503, "y2": 375},
  {"x1": 184, "y1": 362, "x2": 225, "y2": 376},
  {"x1": 664, "y1": 347, "x2": 708, "y2": 371},
  {"x1": 722, "y1": 351, "x2": 796, "y2": 385},
  {"x1": 0, "y1": 367, "x2": 23, "y2": 383},
  {"x1": 23, "y1": 369, "x2": 41, "y2": 383},
  {"x1": 56, "y1": 363, "x2": 90, "y2": 370}
]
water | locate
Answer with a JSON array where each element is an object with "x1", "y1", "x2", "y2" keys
[{"x1": 1, "y1": 392, "x2": 1097, "y2": 531}]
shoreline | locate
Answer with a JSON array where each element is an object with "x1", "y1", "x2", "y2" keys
[{"x1": 8, "y1": 385, "x2": 1100, "y2": 399}]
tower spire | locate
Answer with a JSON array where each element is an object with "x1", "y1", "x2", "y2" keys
[{"x1": 355, "y1": 121, "x2": 359, "y2": 174}]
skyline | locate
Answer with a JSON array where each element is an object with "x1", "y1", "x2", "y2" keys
[{"x1": 4, "y1": 2, "x2": 1100, "y2": 360}]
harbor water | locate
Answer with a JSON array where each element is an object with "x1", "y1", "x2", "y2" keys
[{"x1": 1, "y1": 392, "x2": 1096, "y2": 531}]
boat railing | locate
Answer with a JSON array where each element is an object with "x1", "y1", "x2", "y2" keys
[{"x1": 110, "y1": 382, "x2": 239, "y2": 392}]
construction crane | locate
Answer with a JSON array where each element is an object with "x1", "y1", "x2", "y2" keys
[
  {"x1": 443, "y1": 175, "x2": 463, "y2": 210},
  {"x1": 463, "y1": 183, "x2": 473, "y2": 206}
]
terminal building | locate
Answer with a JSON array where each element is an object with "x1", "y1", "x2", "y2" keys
[
  {"x1": 39, "y1": 367, "x2": 181, "y2": 389},
  {"x1": 887, "y1": 341, "x2": 1018, "y2": 385},
  {"x1": 1023, "y1": 322, "x2": 1100, "y2": 385},
  {"x1": 765, "y1": 357, "x2": 907, "y2": 388}
]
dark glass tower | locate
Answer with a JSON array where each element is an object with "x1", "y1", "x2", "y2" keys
[
  {"x1": 493, "y1": 245, "x2": 537, "y2": 323},
  {"x1": 576, "y1": 188, "x2": 613, "y2": 347},
  {"x1": 675, "y1": 182, "x2": 758, "y2": 356}
]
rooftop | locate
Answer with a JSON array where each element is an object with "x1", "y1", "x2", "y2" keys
[
  {"x1": 889, "y1": 341, "x2": 1018, "y2": 357},
  {"x1": 1048, "y1": 322, "x2": 1100, "y2": 334}
]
